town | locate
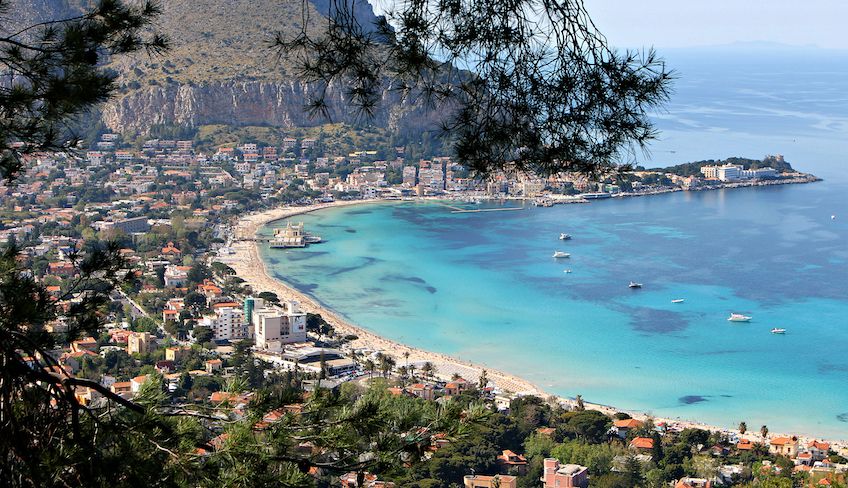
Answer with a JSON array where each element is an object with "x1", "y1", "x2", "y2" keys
[{"x1": 1, "y1": 133, "x2": 836, "y2": 487}]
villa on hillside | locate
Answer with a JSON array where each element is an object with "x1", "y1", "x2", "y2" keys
[
  {"x1": 541, "y1": 458, "x2": 589, "y2": 488},
  {"x1": 630, "y1": 437, "x2": 655, "y2": 452},
  {"x1": 611, "y1": 418, "x2": 643, "y2": 438},
  {"x1": 497, "y1": 450, "x2": 528, "y2": 475},
  {"x1": 770, "y1": 436, "x2": 799, "y2": 457}
]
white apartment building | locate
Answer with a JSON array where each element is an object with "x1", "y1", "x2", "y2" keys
[
  {"x1": 716, "y1": 164, "x2": 741, "y2": 181},
  {"x1": 253, "y1": 301, "x2": 307, "y2": 352},
  {"x1": 200, "y1": 305, "x2": 247, "y2": 342},
  {"x1": 741, "y1": 167, "x2": 777, "y2": 179},
  {"x1": 701, "y1": 164, "x2": 777, "y2": 182}
]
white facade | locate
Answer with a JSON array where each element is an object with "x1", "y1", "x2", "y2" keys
[
  {"x1": 716, "y1": 164, "x2": 741, "y2": 181},
  {"x1": 701, "y1": 164, "x2": 777, "y2": 181},
  {"x1": 201, "y1": 306, "x2": 247, "y2": 342},
  {"x1": 163, "y1": 265, "x2": 188, "y2": 287},
  {"x1": 741, "y1": 167, "x2": 777, "y2": 179},
  {"x1": 253, "y1": 301, "x2": 307, "y2": 351}
]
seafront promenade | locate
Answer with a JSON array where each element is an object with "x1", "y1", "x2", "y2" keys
[{"x1": 222, "y1": 198, "x2": 845, "y2": 447}]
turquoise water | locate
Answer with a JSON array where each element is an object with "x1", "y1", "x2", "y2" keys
[
  {"x1": 258, "y1": 48, "x2": 848, "y2": 437},
  {"x1": 260, "y1": 182, "x2": 848, "y2": 438}
]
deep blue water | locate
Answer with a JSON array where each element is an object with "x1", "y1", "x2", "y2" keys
[{"x1": 259, "y1": 48, "x2": 848, "y2": 437}]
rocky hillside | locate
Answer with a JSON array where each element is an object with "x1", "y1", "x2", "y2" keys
[{"x1": 13, "y1": 0, "x2": 433, "y2": 137}]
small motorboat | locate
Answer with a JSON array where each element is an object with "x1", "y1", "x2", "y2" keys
[
  {"x1": 559, "y1": 233, "x2": 572, "y2": 240},
  {"x1": 552, "y1": 251, "x2": 571, "y2": 258},
  {"x1": 629, "y1": 282, "x2": 642, "y2": 289},
  {"x1": 671, "y1": 299, "x2": 685, "y2": 303},
  {"x1": 771, "y1": 328, "x2": 786, "y2": 334},
  {"x1": 563, "y1": 269, "x2": 572, "y2": 274},
  {"x1": 728, "y1": 313, "x2": 752, "y2": 322}
]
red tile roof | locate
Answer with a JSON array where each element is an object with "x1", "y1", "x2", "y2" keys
[
  {"x1": 614, "y1": 418, "x2": 643, "y2": 429},
  {"x1": 631, "y1": 437, "x2": 655, "y2": 449},
  {"x1": 770, "y1": 436, "x2": 796, "y2": 446}
]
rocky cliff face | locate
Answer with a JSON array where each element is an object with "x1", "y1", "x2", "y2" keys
[
  {"x1": 11, "y1": 0, "x2": 435, "y2": 137},
  {"x1": 101, "y1": 79, "x2": 429, "y2": 134}
]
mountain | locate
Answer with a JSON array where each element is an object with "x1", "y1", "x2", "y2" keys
[{"x1": 12, "y1": 0, "x2": 435, "y2": 141}]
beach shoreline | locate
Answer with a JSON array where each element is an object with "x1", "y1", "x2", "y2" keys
[{"x1": 220, "y1": 198, "x2": 844, "y2": 446}]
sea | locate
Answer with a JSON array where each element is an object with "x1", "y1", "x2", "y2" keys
[{"x1": 259, "y1": 46, "x2": 848, "y2": 438}]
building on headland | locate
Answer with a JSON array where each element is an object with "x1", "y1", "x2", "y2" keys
[
  {"x1": 253, "y1": 301, "x2": 307, "y2": 352},
  {"x1": 541, "y1": 458, "x2": 589, "y2": 488},
  {"x1": 463, "y1": 474, "x2": 517, "y2": 488},
  {"x1": 700, "y1": 164, "x2": 778, "y2": 182}
]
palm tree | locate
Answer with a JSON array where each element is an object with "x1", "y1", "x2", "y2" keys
[
  {"x1": 397, "y1": 366, "x2": 409, "y2": 386},
  {"x1": 379, "y1": 355, "x2": 395, "y2": 378},
  {"x1": 403, "y1": 350, "x2": 410, "y2": 368},
  {"x1": 363, "y1": 359, "x2": 375, "y2": 380},
  {"x1": 407, "y1": 363, "x2": 416, "y2": 381},
  {"x1": 451, "y1": 372, "x2": 461, "y2": 381},
  {"x1": 575, "y1": 394, "x2": 585, "y2": 411},
  {"x1": 421, "y1": 361, "x2": 434, "y2": 381},
  {"x1": 760, "y1": 425, "x2": 768, "y2": 439},
  {"x1": 738, "y1": 422, "x2": 747, "y2": 435}
]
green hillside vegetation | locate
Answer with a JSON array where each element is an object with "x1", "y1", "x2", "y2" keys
[{"x1": 654, "y1": 155, "x2": 795, "y2": 177}]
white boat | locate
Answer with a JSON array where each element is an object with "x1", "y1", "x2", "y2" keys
[
  {"x1": 563, "y1": 269, "x2": 572, "y2": 273},
  {"x1": 559, "y1": 233, "x2": 572, "y2": 240},
  {"x1": 552, "y1": 251, "x2": 570, "y2": 258},
  {"x1": 629, "y1": 282, "x2": 642, "y2": 289},
  {"x1": 671, "y1": 299, "x2": 685, "y2": 303},
  {"x1": 771, "y1": 328, "x2": 786, "y2": 334},
  {"x1": 727, "y1": 313, "x2": 752, "y2": 322},
  {"x1": 832, "y1": 215, "x2": 837, "y2": 220}
]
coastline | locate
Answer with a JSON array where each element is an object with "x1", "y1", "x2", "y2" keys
[
  {"x1": 221, "y1": 198, "x2": 844, "y2": 446},
  {"x1": 224, "y1": 199, "x2": 548, "y2": 398}
]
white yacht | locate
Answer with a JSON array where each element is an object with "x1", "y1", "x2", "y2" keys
[
  {"x1": 727, "y1": 313, "x2": 752, "y2": 322},
  {"x1": 563, "y1": 269, "x2": 572, "y2": 273},
  {"x1": 559, "y1": 233, "x2": 572, "y2": 240},
  {"x1": 771, "y1": 328, "x2": 786, "y2": 334},
  {"x1": 552, "y1": 251, "x2": 570, "y2": 258},
  {"x1": 629, "y1": 281, "x2": 642, "y2": 289},
  {"x1": 671, "y1": 299, "x2": 685, "y2": 303}
]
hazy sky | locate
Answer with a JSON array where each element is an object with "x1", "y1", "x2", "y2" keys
[
  {"x1": 370, "y1": 0, "x2": 848, "y2": 50},
  {"x1": 586, "y1": 0, "x2": 848, "y2": 49}
]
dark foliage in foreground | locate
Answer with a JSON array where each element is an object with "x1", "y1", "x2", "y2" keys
[{"x1": 0, "y1": 0, "x2": 168, "y2": 181}]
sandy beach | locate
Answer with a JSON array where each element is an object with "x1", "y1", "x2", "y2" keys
[{"x1": 220, "y1": 199, "x2": 844, "y2": 446}]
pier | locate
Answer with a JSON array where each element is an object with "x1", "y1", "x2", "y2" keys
[
  {"x1": 435, "y1": 202, "x2": 527, "y2": 213},
  {"x1": 449, "y1": 206, "x2": 526, "y2": 214}
]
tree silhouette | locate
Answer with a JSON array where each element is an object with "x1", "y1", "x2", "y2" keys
[
  {"x1": 276, "y1": 0, "x2": 673, "y2": 178},
  {"x1": 0, "y1": 0, "x2": 168, "y2": 181}
]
